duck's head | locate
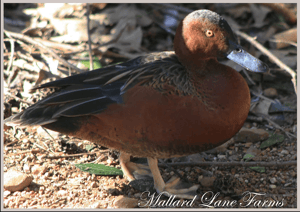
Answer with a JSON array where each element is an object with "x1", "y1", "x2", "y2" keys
[{"x1": 174, "y1": 9, "x2": 268, "y2": 73}]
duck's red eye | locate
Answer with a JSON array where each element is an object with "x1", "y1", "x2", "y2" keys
[{"x1": 205, "y1": 30, "x2": 214, "y2": 37}]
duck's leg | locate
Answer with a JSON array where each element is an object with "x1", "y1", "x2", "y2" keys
[
  {"x1": 147, "y1": 157, "x2": 199, "y2": 199},
  {"x1": 119, "y1": 152, "x2": 152, "y2": 181}
]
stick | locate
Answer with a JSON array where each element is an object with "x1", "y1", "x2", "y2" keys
[
  {"x1": 4, "y1": 30, "x2": 85, "y2": 74},
  {"x1": 235, "y1": 30, "x2": 297, "y2": 95},
  {"x1": 42, "y1": 150, "x2": 109, "y2": 159},
  {"x1": 86, "y1": 3, "x2": 94, "y2": 70},
  {"x1": 157, "y1": 160, "x2": 296, "y2": 167}
]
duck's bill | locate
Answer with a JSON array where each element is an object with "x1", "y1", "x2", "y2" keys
[{"x1": 226, "y1": 40, "x2": 268, "y2": 73}]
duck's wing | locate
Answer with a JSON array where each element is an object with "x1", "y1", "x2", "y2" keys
[{"x1": 4, "y1": 52, "x2": 186, "y2": 126}]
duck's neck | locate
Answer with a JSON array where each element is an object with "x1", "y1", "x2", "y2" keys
[{"x1": 183, "y1": 58, "x2": 218, "y2": 77}]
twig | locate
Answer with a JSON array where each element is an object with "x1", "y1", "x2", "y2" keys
[
  {"x1": 42, "y1": 127, "x2": 56, "y2": 143},
  {"x1": 32, "y1": 142, "x2": 52, "y2": 153},
  {"x1": 159, "y1": 159, "x2": 186, "y2": 180},
  {"x1": 258, "y1": 113, "x2": 296, "y2": 139},
  {"x1": 246, "y1": 115, "x2": 263, "y2": 122},
  {"x1": 4, "y1": 92, "x2": 33, "y2": 105},
  {"x1": 157, "y1": 160, "x2": 296, "y2": 167},
  {"x1": 5, "y1": 149, "x2": 42, "y2": 155},
  {"x1": 86, "y1": 3, "x2": 94, "y2": 70},
  {"x1": 235, "y1": 30, "x2": 297, "y2": 95},
  {"x1": 7, "y1": 39, "x2": 15, "y2": 72},
  {"x1": 4, "y1": 140, "x2": 18, "y2": 147},
  {"x1": 4, "y1": 33, "x2": 16, "y2": 87},
  {"x1": 42, "y1": 150, "x2": 109, "y2": 159},
  {"x1": 242, "y1": 69, "x2": 256, "y2": 85},
  {"x1": 250, "y1": 89, "x2": 276, "y2": 103},
  {"x1": 4, "y1": 30, "x2": 85, "y2": 74},
  {"x1": 34, "y1": 37, "x2": 87, "y2": 53}
]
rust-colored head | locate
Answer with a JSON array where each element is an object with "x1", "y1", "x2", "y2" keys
[
  {"x1": 174, "y1": 10, "x2": 235, "y2": 67},
  {"x1": 174, "y1": 10, "x2": 269, "y2": 73}
]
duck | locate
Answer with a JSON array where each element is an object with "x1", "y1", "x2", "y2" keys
[{"x1": 5, "y1": 9, "x2": 268, "y2": 199}]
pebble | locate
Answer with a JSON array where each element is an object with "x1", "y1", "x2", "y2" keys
[
  {"x1": 90, "y1": 202, "x2": 103, "y2": 209},
  {"x1": 31, "y1": 165, "x2": 47, "y2": 175},
  {"x1": 185, "y1": 167, "x2": 191, "y2": 172},
  {"x1": 281, "y1": 150, "x2": 289, "y2": 155},
  {"x1": 270, "y1": 177, "x2": 277, "y2": 184},
  {"x1": 113, "y1": 196, "x2": 138, "y2": 208},
  {"x1": 91, "y1": 182, "x2": 98, "y2": 188},
  {"x1": 217, "y1": 154, "x2": 226, "y2": 160},
  {"x1": 199, "y1": 176, "x2": 216, "y2": 187},
  {"x1": 290, "y1": 171, "x2": 296, "y2": 178},
  {"x1": 263, "y1": 88, "x2": 278, "y2": 98},
  {"x1": 234, "y1": 128, "x2": 269, "y2": 143},
  {"x1": 284, "y1": 183, "x2": 292, "y2": 187},
  {"x1": 57, "y1": 190, "x2": 68, "y2": 196},
  {"x1": 270, "y1": 148, "x2": 277, "y2": 153},
  {"x1": 11, "y1": 107, "x2": 19, "y2": 113},
  {"x1": 244, "y1": 142, "x2": 252, "y2": 148},
  {"x1": 4, "y1": 169, "x2": 33, "y2": 192},
  {"x1": 269, "y1": 184, "x2": 276, "y2": 189},
  {"x1": 23, "y1": 164, "x2": 31, "y2": 173},
  {"x1": 4, "y1": 190, "x2": 11, "y2": 197}
]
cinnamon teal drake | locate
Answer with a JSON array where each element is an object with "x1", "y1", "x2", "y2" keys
[{"x1": 5, "y1": 9, "x2": 268, "y2": 199}]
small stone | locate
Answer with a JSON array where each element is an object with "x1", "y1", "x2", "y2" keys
[
  {"x1": 11, "y1": 107, "x2": 19, "y2": 113},
  {"x1": 31, "y1": 165, "x2": 47, "y2": 175},
  {"x1": 269, "y1": 184, "x2": 276, "y2": 189},
  {"x1": 244, "y1": 142, "x2": 252, "y2": 148},
  {"x1": 23, "y1": 164, "x2": 31, "y2": 173},
  {"x1": 185, "y1": 167, "x2": 191, "y2": 172},
  {"x1": 4, "y1": 169, "x2": 33, "y2": 192},
  {"x1": 270, "y1": 177, "x2": 277, "y2": 184},
  {"x1": 91, "y1": 182, "x2": 98, "y2": 188},
  {"x1": 290, "y1": 171, "x2": 296, "y2": 178},
  {"x1": 91, "y1": 202, "x2": 103, "y2": 209},
  {"x1": 281, "y1": 150, "x2": 289, "y2": 155},
  {"x1": 108, "y1": 188, "x2": 119, "y2": 195},
  {"x1": 234, "y1": 128, "x2": 269, "y2": 143},
  {"x1": 4, "y1": 190, "x2": 11, "y2": 197},
  {"x1": 199, "y1": 176, "x2": 216, "y2": 187},
  {"x1": 284, "y1": 183, "x2": 292, "y2": 187},
  {"x1": 270, "y1": 147, "x2": 277, "y2": 152},
  {"x1": 114, "y1": 196, "x2": 138, "y2": 208},
  {"x1": 107, "y1": 159, "x2": 113, "y2": 165},
  {"x1": 217, "y1": 154, "x2": 226, "y2": 160},
  {"x1": 57, "y1": 190, "x2": 68, "y2": 196},
  {"x1": 263, "y1": 88, "x2": 278, "y2": 98},
  {"x1": 22, "y1": 139, "x2": 29, "y2": 144}
]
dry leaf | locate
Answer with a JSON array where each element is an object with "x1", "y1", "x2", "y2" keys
[{"x1": 249, "y1": 4, "x2": 271, "y2": 28}]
